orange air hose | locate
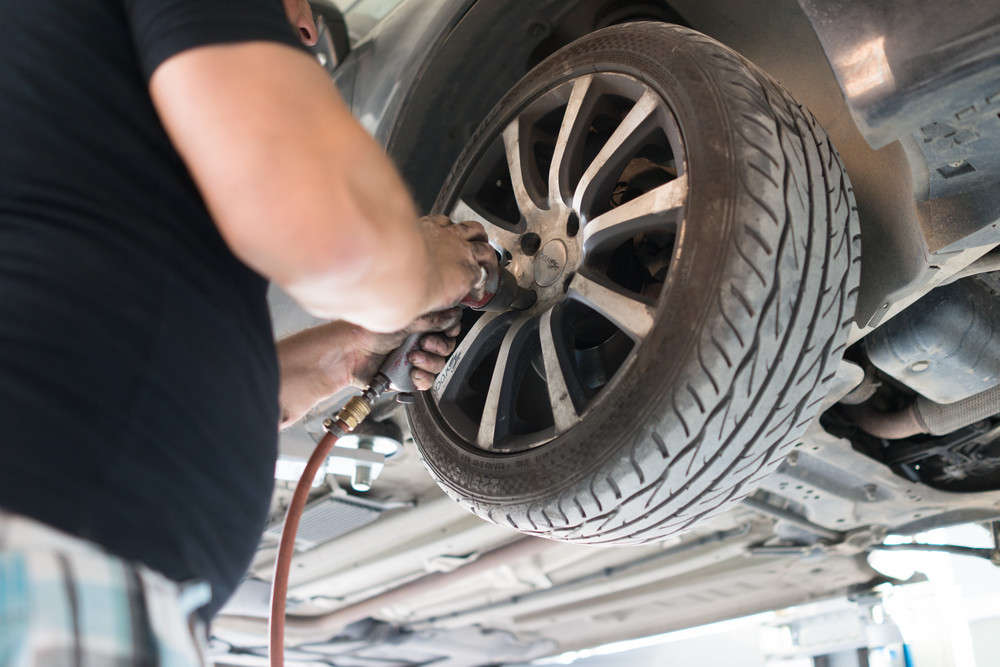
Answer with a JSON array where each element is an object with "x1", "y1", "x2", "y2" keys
[{"x1": 269, "y1": 423, "x2": 347, "y2": 667}]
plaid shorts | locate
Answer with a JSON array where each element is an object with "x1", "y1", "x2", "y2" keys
[{"x1": 0, "y1": 511, "x2": 211, "y2": 666}]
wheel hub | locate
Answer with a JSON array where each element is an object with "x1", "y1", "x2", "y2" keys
[{"x1": 512, "y1": 206, "x2": 582, "y2": 312}]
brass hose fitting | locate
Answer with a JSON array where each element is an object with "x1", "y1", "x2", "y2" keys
[{"x1": 333, "y1": 395, "x2": 371, "y2": 432}]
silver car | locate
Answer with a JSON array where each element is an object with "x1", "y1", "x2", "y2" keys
[{"x1": 212, "y1": 1, "x2": 1000, "y2": 664}]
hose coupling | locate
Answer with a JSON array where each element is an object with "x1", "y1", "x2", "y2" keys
[
  {"x1": 332, "y1": 396, "x2": 372, "y2": 432},
  {"x1": 326, "y1": 374, "x2": 391, "y2": 434}
]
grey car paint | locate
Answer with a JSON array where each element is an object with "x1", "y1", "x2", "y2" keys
[{"x1": 330, "y1": 0, "x2": 476, "y2": 146}]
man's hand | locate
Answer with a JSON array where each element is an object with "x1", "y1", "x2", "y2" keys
[
  {"x1": 418, "y1": 214, "x2": 498, "y2": 314},
  {"x1": 345, "y1": 307, "x2": 462, "y2": 390},
  {"x1": 277, "y1": 309, "x2": 462, "y2": 429}
]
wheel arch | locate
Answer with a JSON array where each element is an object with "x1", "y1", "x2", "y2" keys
[{"x1": 377, "y1": 0, "x2": 687, "y2": 214}]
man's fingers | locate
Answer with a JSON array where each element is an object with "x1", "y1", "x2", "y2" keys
[
  {"x1": 419, "y1": 333, "x2": 456, "y2": 357},
  {"x1": 423, "y1": 213, "x2": 452, "y2": 228},
  {"x1": 420, "y1": 213, "x2": 485, "y2": 242},
  {"x1": 452, "y1": 220, "x2": 489, "y2": 243},
  {"x1": 472, "y1": 241, "x2": 498, "y2": 266},
  {"x1": 406, "y1": 307, "x2": 462, "y2": 333},
  {"x1": 410, "y1": 368, "x2": 436, "y2": 392},
  {"x1": 404, "y1": 310, "x2": 463, "y2": 391},
  {"x1": 409, "y1": 350, "x2": 448, "y2": 375}
]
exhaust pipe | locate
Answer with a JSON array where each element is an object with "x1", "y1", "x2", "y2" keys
[{"x1": 854, "y1": 383, "x2": 1000, "y2": 439}]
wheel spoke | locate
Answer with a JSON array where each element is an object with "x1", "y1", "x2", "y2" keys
[
  {"x1": 568, "y1": 273, "x2": 656, "y2": 341},
  {"x1": 539, "y1": 308, "x2": 582, "y2": 433},
  {"x1": 451, "y1": 198, "x2": 521, "y2": 254},
  {"x1": 548, "y1": 75, "x2": 595, "y2": 204},
  {"x1": 432, "y1": 312, "x2": 508, "y2": 402},
  {"x1": 582, "y1": 175, "x2": 687, "y2": 255},
  {"x1": 449, "y1": 198, "x2": 490, "y2": 227},
  {"x1": 503, "y1": 121, "x2": 545, "y2": 223},
  {"x1": 660, "y1": 100, "x2": 686, "y2": 178},
  {"x1": 572, "y1": 89, "x2": 661, "y2": 217},
  {"x1": 476, "y1": 316, "x2": 534, "y2": 449}
]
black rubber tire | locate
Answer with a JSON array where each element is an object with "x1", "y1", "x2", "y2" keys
[{"x1": 409, "y1": 23, "x2": 861, "y2": 544}]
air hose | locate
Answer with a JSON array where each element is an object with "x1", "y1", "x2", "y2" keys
[{"x1": 269, "y1": 379, "x2": 385, "y2": 667}]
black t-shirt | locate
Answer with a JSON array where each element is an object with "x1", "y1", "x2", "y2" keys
[{"x1": 0, "y1": 0, "x2": 306, "y2": 619}]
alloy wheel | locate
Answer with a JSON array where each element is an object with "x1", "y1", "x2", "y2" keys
[{"x1": 430, "y1": 72, "x2": 688, "y2": 453}]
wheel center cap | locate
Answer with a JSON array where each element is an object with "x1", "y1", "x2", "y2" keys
[{"x1": 533, "y1": 239, "x2": 567, "y2": 287}]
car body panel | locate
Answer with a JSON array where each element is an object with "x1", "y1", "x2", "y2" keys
[
  {"x1": 330, "y1": 0, "x2": 476, "y2": 147},
  {"x1": 798, "y1": 0, "x2": 1000, "y2": 151}
]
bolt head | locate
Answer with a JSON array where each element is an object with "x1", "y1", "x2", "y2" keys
[{"x1": 352, "y1": 466, "x2": 373, "y2": 492}]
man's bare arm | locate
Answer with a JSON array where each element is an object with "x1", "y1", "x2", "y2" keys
[{"x1": 149, "y1": 42, "x2": 489, "y2": 331}]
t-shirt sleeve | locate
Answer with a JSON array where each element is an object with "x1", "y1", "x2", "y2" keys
[{"x1": 124, "y1": 0, "x2": 309, "y2": 80}]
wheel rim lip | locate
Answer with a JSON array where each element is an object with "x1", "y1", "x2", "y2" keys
[{"x1": 431, "y1": 69, "x2": 690, "y2": 454}]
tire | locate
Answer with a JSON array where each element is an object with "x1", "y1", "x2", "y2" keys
[{"x1": 408, "y1": 22, "x2": 861, "y2": 544}]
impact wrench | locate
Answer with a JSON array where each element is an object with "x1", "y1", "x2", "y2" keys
[{"x1": 269, "y1": 264, "x2": 535, "y2": 667}]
